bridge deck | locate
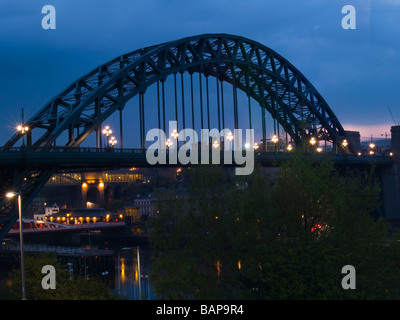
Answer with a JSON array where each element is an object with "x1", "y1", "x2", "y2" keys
[{"x1": 0, "y1": 147, "x2": 393, "y2": 169}]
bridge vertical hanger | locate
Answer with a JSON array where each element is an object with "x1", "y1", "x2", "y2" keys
[
  {"x1": 180, "y1": 72, "x2": 186, "y2": 142},
  {"x1": 220, "y1": 79, "x2": 225, "y2": 130},
  {"x1": 272, "y1": 81, "x2": 278, "y2": 142},
  {"x1": 233, "y1": 79, "x2": 239, "y2": 131},
  {"x1": 174, "y1": 73, "x2": 178, "y2": 133},
  {"x1": 277, "y1": 120, "x2": 280, "y2": 149},
  {"x1": 161, "y1": 79, "x2": 166, "y2": 133},
  {"x1": 199, "y1": 72, "x2": 204, "y2": 130},
  {"x1": 157, "y1": 81, "x2": 161, "y2": 132},
  {"x1": 119, "y1": 107, "x2": 124, "y2": 149},
  {"x1": 139, "y1": 92, "x2": 145, "y2": 150},
  {"x1": 156, "y1": 80, "x2": 161, "y2": 150},
  {"x1": 216, "y1": 77, "x2": 221, "y2": 132},
  {"x1": 246, "y1": 68, "x2": 252, "y2": 130},
  {"x1": 115, "y1": 76, "x2": 125, "y2": 149},
  {"x1": 205, "y1": 75, "x2": 210, "y2": 130},
  {"x1": 248, "y1": 95, "x2": 252, "y2": 131},
  {"x1": 190, "y1": 72, "x2": 195, "y2": 131},
  {"x1": 94, "y1": 98, "x2": 101, "y2": 148},
  {"x1": 139, "y1": 93, "x2": 142, "y2": 150},
  {"x1": 258, "y1": 80, "x2": 267, "y2": 152}
]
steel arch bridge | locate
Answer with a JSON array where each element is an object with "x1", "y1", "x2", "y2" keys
[{"x1": 0, "y1": 33, "x2": 356, "y2": 240}]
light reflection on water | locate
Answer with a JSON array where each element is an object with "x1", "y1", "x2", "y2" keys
[
  {"x1": 114, "y1": 246, "x2": 155, "y2": 300},
  {"x1": 0, "y1": 243, "x2": 156, "y2": 300}
]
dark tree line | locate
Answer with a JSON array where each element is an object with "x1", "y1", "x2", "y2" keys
[{"x1": 149, "y1": 156, "x2": 400, "y2": 299}]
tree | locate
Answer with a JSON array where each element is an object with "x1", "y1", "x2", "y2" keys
[{"x1": 149, "y1": 157, "x2": 400, "y2": 299}]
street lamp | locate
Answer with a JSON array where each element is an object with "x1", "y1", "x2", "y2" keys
[
  {"x1": 309, "y1": 137, "x2": 317, "y2": 153},
  {"x1": 109, "y1": 136, "x2": 118, "y2": 147},
  {"x1": 17, "y1": 125, "x2": 29, "y2": 134},
  {"x1": 5, "y1": 191, "x2": 26, "y2": 300},
  {"x1": 102, "y1": 126, "x2": 112, "y2": 147},
  {"x1": 369, "y1": 142, "x2": 375, "y2": 156},
  {"x1": 287, "y1": 143, "x2": 293, "y2": 152},
  {"x1": 271, "y1": 135, "x2": 278, "y2": 152},
  {"x1": 171, "y1": 129, "x2": 179, "y2": 139},
  {"x1": 342, "y1": 139, "x2": 349, "y2": 154},
  {"x1": 226, "y1": 132, "x2": 234, "y2": 151},
  {"x1": 165, "y1": 138, "x2": 173, "y2": 148},
  {"x1": 17, "y1": 125, "x2": 29, "y2": 146}
]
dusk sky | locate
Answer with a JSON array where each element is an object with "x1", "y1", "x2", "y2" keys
[{"x1": 1, "y1": 0, "x2": 399, "y2": 146}]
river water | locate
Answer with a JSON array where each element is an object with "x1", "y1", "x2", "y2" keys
[
  {"x1": 0, "y1": 244, "x2": 156, "y2": 300},
  {"x1": 113, "y1": 246, "x2": 155, "y2": 300}
]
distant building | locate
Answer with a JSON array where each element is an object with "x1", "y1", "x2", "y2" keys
[
  {"x1": 134, "y1": 194, "x2": 158, "y2": 218},
  {"x1": 118, "y1": 206, "x2": 141, "y2": 223},
  {"x1": 34, "y1": 203, "x2": 59, "y2": 221},
  {"x1": 30, "y1": 197, "x2": 47, "y2": 218},
  {"x1": 45, "y1": 204, "x2": 60, "y2": 216}
]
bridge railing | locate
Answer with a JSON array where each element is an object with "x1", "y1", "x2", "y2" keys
[
  {"x1": 0, "y1": 146, "x2": 393, "y2": 165},
  {"x1": 0, "y1": 146, "x2": 145, "y2": 153},
  {"x1": 0, "y1": 243, "x2": 86, "y2": 254}
]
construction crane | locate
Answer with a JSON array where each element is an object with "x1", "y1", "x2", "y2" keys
[{"x1": 388, "y1": 107, "x2": 399, "y2": 125}]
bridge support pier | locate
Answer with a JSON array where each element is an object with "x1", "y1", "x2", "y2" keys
[
  {"x1": 81, "y1": 172, "x2": 106, "y2": 208},
  {"x1": 391, "y1": 126, "x2": 400, "y2": 156},
  {"x1": 381, "y1": 162, "x2": 400, "y2": 223},
  {"x1": 383, "y1": 126, "x2": 400, "y2": 225}
]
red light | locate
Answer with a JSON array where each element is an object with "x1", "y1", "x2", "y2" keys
[{"x1": 311, "y1": 224, "x2": 323, "y2": 232}]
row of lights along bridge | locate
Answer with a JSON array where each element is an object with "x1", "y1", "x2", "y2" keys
[
  {"x1": 16, "y1": 124, "x2": 118, "y2": 148},
  {"x1": 16, "y1": 123, "x2": 392, "y2": 156}
]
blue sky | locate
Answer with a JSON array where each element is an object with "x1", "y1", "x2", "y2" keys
[{"x1": 0, "y1": 0, "x2": 399, "y2": 146}]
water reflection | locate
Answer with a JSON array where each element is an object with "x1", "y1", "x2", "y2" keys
[
  {"x1": 114, "y1": 246, "x2": 154, "y2": 300},
  {"x1": 0, "y1": 243, "x2": 155, "y2": 300}
]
